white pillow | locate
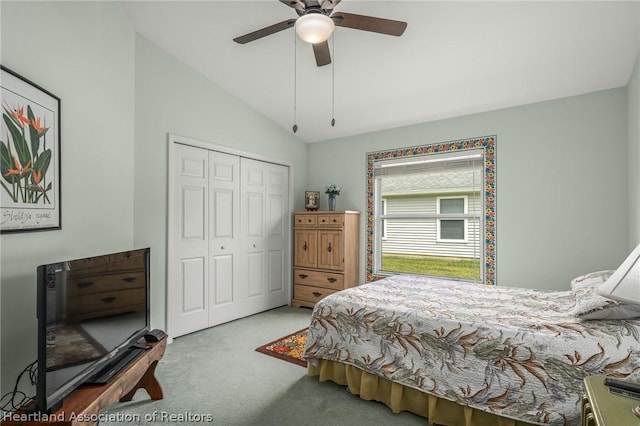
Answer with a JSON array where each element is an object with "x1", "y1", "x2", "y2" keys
[
  {"x1": 570, "y1": 270, "x2": 613, "y2": 291},
  {"x1": 570, "y1": 270, "x2": 640, "y2": 320}
]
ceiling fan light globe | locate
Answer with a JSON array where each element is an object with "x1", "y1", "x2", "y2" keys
[{"x1": 295, "y1": 13, "x2": 335, "y2": 44}]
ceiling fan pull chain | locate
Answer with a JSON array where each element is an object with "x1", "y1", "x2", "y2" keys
[
  {"x1": 331, "y1": 32, "x2": 336, "y2": 127},
  {"x1": 292, "y1": 31, "x2": 298, "y2": 134}
]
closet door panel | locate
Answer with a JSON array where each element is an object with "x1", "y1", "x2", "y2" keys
[
  {"x1": 209, "y1": 151, "x2": 241, "y2": 326},
  {"x1": 241, "y1": 158, "x2": 266, "y2": 310},
  {"x1": 246, "y1": 192, "x2": 264, "y2": 238},
  {"x1": 182, "y1": 187, "x2": 206, "y2": 239},
  {"x1": 212, "y1": 190, "x2": 233, "y2": 238},
  {"x1": 212, "y1": 255, "x2": 233, "y2": 304},
  {"x1": 181, "y1": 257, "x2": 207, "y2": 312},
  {"x1": 266, "y1": 164, "x2": 289, "y2": 304},
  {"x1": 267, "y1": 193, "x2": 284, "y2": 295},
  {"x1": 246, "y1": 252, "x2": 264, "y2": 298},
  {"x1": 169, "y1": 144, "x2": 209, "y2": 337},
  {"x1": 268, "y1": 250, "x2": 284, "y2": 293}
]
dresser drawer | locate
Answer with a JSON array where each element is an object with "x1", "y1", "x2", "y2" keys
[
  {"x1": 294, "y1": 268, "x2": 344, "y2": 290},
  {"x1": 66, "y1": 271, "x2": 146, "y2": 296},
  {"x1": 294, "y1": 214, "x2": 317, "y2": 227},
  {"x1": 294, "y1": 284, "x2": 339, "y2": 304},
  {"x1": 317, "y1": 214, "x2": 343, "y2": 227},
  {"x1": 67, "y1": 288, "x2": 146, "y2": 320}
]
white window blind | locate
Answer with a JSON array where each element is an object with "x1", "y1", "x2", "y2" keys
[{"x1": 374, "y1": 151, "x2": 482, "y2": 177}]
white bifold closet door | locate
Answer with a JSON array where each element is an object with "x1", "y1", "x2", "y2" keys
[
  {"x1": 208, "y1": 151, "x2": 241, "y2": 326},
  {"x1": 168, "y1": 143, "x2": 289, "y2": 338},
  {"x1": 240, "y1": 158, "x2": 289, "y2": 316}
]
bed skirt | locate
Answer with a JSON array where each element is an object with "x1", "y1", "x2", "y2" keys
[{"x1": 307, "y1": 359, "x2": 538, "y2": 426}]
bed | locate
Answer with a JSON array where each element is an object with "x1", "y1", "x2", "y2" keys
[{"x1": 304, "y1": 271, "x2": 640, "y2": 426}]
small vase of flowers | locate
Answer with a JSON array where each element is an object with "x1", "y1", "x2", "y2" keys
[{"x1": 325, "y1": 184, "x2": 342, "y2": 211}]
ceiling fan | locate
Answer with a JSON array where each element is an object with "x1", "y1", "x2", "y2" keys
[{"x1": 233, "y1": 0, "x2": 407, "y2": 67}]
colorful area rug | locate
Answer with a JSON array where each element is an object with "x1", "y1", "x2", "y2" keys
[{"x1": 255, "y1": 328, "x2": 308, "y2": 367}]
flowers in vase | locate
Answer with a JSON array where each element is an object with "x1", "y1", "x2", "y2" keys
[{"x1": 325, "y1": 184, "x2": 342, "y2": 196}]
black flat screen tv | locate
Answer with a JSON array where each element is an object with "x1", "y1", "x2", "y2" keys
[{"x1": 35, "y1": 247, "x2": 150, "y2": 413}]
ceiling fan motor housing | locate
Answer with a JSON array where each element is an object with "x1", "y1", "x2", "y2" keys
[{"x1": 294, "y1": 5, "x2": 331, "y2": 17}]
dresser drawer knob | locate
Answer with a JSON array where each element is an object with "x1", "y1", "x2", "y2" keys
[
  {"x1": 122, "y1": 277, "x2": 137, "y2": 283},
  {"x1": 327, "y1": 277, "x2": 337, "y2": 283},
  {"x1": 298, "y1": 274, "x2": 308, "y2": 279},
  {"x1": 312, "y1": 292, "x2": 322, "y2": 297},
  {"x1": 102, "y1": 296, "x2": 116, "y2": 303},
  {"x1": 77, "y1": 281, "x2": 94, "y2": 288}
]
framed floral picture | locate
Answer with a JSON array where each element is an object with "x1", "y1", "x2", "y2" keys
[
  {"x1": 1, "y1": 66, "x2": 61, "y2": 233},
  {"x1": 304, "y1": 191, "x2": 320, "y2": 211}
]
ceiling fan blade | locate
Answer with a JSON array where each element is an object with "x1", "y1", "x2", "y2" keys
[
  {"x1": 332, "y1": 12, "x2": 407, "y2": 36},
  {"x1": 233, "y1": 19, "x2": 296, "y2": 44},
  {"x1": 312, "y1": 41, "x2": 331, "y2": 67}
]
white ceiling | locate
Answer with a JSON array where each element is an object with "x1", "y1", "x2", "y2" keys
[{"x1": 120, "y1": 1, "x2": 640, "y2": 143}]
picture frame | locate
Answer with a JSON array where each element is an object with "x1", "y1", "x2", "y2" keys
[
  {"x1": 1, "y1": 66, "x2": 61, "y2": 233},
  {"x1": 304, "y1": 191, "x2": 320, "y2": 211}
]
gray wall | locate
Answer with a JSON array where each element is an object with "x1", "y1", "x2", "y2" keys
[{"x1": 308, "y1": 88, "x2": 630, "y2": 290}]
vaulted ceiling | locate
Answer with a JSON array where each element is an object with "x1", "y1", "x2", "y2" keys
[{"x1": 121, "y1": 1, "x2": 640, "y2": 143}]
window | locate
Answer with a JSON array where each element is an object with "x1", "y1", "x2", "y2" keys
[
  {"x1": 437, "y1": 196, "x2": 467, "y2": 242},
  {"x1": 366, "y1": 136, "x2": 496, "y2": 285}
]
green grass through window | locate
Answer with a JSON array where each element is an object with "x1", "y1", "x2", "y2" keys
[{"x1": 381, "y1": 254, "x2": 481, "y2": 280}]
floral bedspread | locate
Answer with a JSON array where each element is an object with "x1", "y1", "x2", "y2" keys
[{"x1": 304, "y1": 275, "x2": 640, "y2": 425}]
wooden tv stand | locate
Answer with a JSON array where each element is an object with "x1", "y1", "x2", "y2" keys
[{"x1": 2, "y1": 337, "x2": 166, "y2": 426}]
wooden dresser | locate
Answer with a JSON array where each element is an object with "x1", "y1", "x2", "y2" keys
[{"x1": 292, "y1": 211, "x2": 359, "y2": 308}]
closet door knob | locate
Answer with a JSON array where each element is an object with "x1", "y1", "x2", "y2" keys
[{"x1": 221, "y1": 246, "x2": 225, "y2": 250}]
